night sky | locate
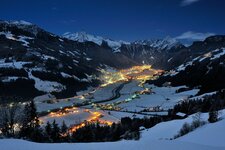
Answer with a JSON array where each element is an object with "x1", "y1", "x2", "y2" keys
[{"x1": 0, "y1": 0, "x2": 225, "y2": 41}]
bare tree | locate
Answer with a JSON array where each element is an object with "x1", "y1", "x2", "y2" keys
[{"x1": 0, "y1": 103, "x2": 21, "y2": 137}]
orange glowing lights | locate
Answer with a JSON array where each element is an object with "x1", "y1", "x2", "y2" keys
[{"x1": 99, "y1": 65, "x2": 163, "y2": 87}]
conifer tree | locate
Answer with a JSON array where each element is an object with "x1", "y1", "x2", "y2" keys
[
  {"x1": 51, "y1": 120, "x2": 60, "y2": 142},
  {"x1": 208, "y1": 110, "x2": 218, "y2": 123},
  {"x1": 20, "y1": 100, "x2": 43, "y2": 141}
]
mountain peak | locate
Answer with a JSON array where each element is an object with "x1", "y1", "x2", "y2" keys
[
  {"x1": 63, "y1": 32, "x2": 129, "y2": 52},
  {"x1": 134, "y1": 36, "x2": 182, "y2": 50},
  {"x1": 63, "y1": 31, "x2": 103, "y2": 44},
  {"x1": 0, "y1": 20, "x2": 33, "y2": 26},
  {"x1": 0, "y1": 20, "x2": 44, "y2": 36}
]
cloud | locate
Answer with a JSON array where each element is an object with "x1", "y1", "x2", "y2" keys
[
  {"x1": 175, "y1": 31, "x2": 215, "y2": 41},
  {"x1": 180, "y1": 0, "x2": 200, "y2": 6}
]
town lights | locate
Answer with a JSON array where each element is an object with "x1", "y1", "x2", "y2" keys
[
  {"x1": 99, "y1": 65, "x2": 162, "y2": 87},
  {"x1": 42, "y1": 65, "x2": 164, "y2": 136}
]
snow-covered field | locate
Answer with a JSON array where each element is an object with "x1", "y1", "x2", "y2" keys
[
  {"x1": 40, "y1": 108, "x2": 147, "y2": 127},
  {"x1": 35, "y1": 97, "x2": 81, "y2": 113},
  {"x1": 28, "y1": 71, "x2": 65, "y2": 93},
  {"x1": 100, "y1": 81, "x2": 143, "y2": 104},
  {"x1": 35, "y1": 81, "x2": 200, "y2": 127},
  {"x1": 109, "y1": 84, "x2": 199, "y2": 112},
  {"x1": 92, "y1": 83, "x2": 121, "y2": 101}
]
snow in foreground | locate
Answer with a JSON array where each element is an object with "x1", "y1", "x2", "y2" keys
[
  {"x1": 1, "y1": 110, "x2": 225, "y2": 150},
  {"x1": 178, "y1": 116, "x2": 225, "y2": 148},
  {"x1": 0, "y1": 138, "x2": 223, "y2": 150},
  {"x1": 141, "y1": 109, "x2": 225, "y2": 148}
]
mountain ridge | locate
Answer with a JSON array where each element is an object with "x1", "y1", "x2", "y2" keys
[{"x1": 1, "y1": 20, "x2": 225, "y2": 101}]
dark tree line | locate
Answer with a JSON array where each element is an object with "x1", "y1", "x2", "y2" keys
[
  {"x1": 70, "y1": 115, "x2": 174, "y2": 142},
  {"x1": 71, "y1": 117, "x2": 141, "y2": 142},
  {"x1": 168, "y1": 89, "x2": 225, "y2": 116}
]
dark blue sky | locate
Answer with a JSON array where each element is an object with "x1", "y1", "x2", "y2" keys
[{"x1": 0, "y1": 0, "x2": 225, "y2": 41}]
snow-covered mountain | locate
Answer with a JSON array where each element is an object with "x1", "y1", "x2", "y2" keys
[
  {"x1": 63, "y1": 32, "x2": 184, "y2": 52},
  {"x1": 152, "y1": 47, "x2": 225, "y2": 94},
  {"x1": 63, "y1": 32, "x2": 129, "y2": 52},
  {"x1": 63, "y1": 32, "x2": 189, "y2": 69},
  {"x1": 134, "y1": 36, "x2": 183, "y2": 51},
  {"x1": 1, "y1": 20, "x2": 225, "y2": 100},
  {"x1": 0, "y1": 20, "x2": 137, "y2": 100},
  {"x1": 1, "y1": 20, "x2": 33, "y2": 26}
]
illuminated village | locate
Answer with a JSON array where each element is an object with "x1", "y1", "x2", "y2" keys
[
  {"x1": 37, "y1": 65, "x2": 164, "y2": 134},
  {"x1": 1, "y1": 1, "x2": 225, "y2": 149},
  {"x1": 99, "y1": 65, "x2": 163, "y2": 87}
]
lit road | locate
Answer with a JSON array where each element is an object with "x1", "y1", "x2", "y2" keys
[{"x1": 94, "y1": 80, "x2": 131, "y2": 104}]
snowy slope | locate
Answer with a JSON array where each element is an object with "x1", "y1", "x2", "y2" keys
[
  {"x1": 0, "y1": 135, "x2": 223, "y2": 150},
  {"x1": 153, "y1": 47, "x2": 225, "y2": 94},
  {"x1": 5, "y1": 20, "x2": 32, "y2": 25},
  {"x1": 167, "y1": 47, "x2": 225, "y2": 76},
  {"x1": 140, "y1": 109, "x2": 225, "y2": 147},
  {"x1": 178, "y1": 116, "x2": 225, "y2": 147},
  {"x1": 141, "y1": 110, "x2": 223, "y2": 140}
]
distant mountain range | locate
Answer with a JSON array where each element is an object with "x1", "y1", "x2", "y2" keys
[
  {"x1": 63, "y1": 31, "x2": 182, "y2": 52},
  {"x1": 0, "y1": 20, "x2": 225, "y2": 101},
  {"x1": 63, "y1": 31, "x2": 130, "y2": 53}
]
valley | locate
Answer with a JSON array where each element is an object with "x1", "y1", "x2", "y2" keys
[
  {"x1": 0, "y1": 3, "x2": 225, "y2": 148},
  {"x1": 36, "y1": 65, "x2": 199, "y2": 134}
]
